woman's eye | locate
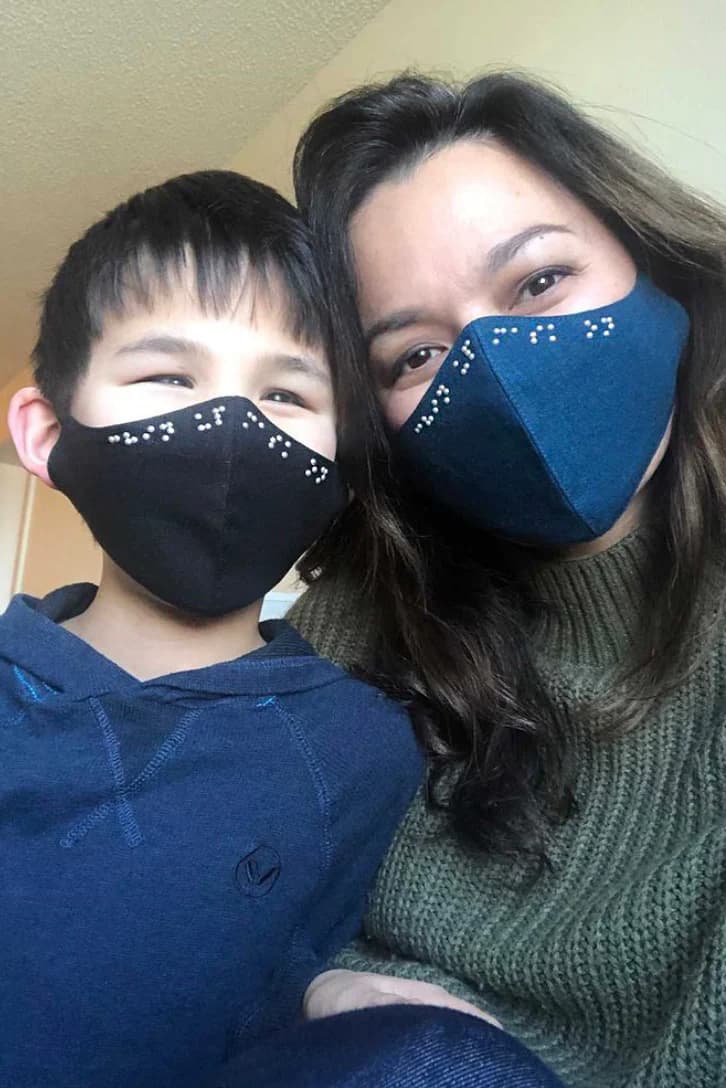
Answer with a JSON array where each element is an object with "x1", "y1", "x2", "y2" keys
[
  {"x1": 519, "y1": 268, "x2": 569, "y2": 301},
  {"x1": 389, "y1": 345, "x2": 445, "y2": 384},
  {"x1": 263, "y1": 389, "x2": 305, "y2": 407}
]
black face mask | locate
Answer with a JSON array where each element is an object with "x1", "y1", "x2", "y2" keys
[{"x1": 48, "y1": 397, "x2": 348, "y2": 616}]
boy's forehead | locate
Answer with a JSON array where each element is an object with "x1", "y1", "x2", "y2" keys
[{"x1": 92, "y1": 274, "x2": 329, "y2": 369}]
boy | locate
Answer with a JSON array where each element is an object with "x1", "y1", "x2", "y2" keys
[{"x1": 1, "y1": 171, "x2": 422, "y2": 1087}]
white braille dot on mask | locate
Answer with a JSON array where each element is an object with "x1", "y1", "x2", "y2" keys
[
  {"x1": 194, "y1": 413, "x2": 202, "y2": 421},
  {"x1": 603, "y1": 330, "x2": 610, "y2": 336},
  {"x1": 281, "y1": 451, "x2": 288, "y2": 458},
  {"x1": 586, "y1": 331, "x2": 594, "y2": 339},
  {"x1": 284, "y1": 440, "x2": 291, "y2": 448},
  {"x1": 143, "y1": 433, "x2": 150, "y2": 440},
  {"x1": 492, "y1": 338, "x2": 500, "y2": 346},
  {"x1": 547, "y1": 324, "x2": 554, "y2": 331},
  {"x1": 162, "y1": 435, "x2": 170, "y2": 442},
  {"x1": 584, "y1": 319, "x2": 592, "y2": 327},
  {"x1": 549, "y1": 335, "x2": 557, "y2": 342},
  {"x1": 197, "y1": 425, "x2": 205, "y2": 432},
  {"x1": 242, "y1": 422, "x2": 249, "y2": 429},
  {"x1": 510, "y1": 327, "x2": 518, "y2": 334},
  {"x1": 305, "y1": 469, "x2": 312, "y2": 477},
  {"x1": 536, "y1": 325, "x2": 544, "y2": 332}
]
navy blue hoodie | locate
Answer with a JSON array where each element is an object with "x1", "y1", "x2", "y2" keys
[{"x1": 0, "y1": 585, "x2": 422, "y2": 1087}]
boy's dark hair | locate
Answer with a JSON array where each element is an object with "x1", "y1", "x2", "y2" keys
[{"x1": 33, "y1": 170, "x2": 328, "y2": 415}]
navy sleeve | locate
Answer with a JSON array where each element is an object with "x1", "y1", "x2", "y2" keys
[{"x1": 282, "y1": 677, "x2": 423, "y2": 976}]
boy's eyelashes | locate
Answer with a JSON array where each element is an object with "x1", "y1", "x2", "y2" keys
[
  {"x1": 128, "y1": 375, "x2": 309, "y2": 411},
  {"x1": 262, "y1": 389, "x2": 306, "y2": 408},
  {"x1": 135, "y1": 373, "x2": 194, "y2": 388}
]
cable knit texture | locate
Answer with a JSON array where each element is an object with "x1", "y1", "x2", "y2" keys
[{"x1": 288, "y1": 534, "x2": 726, "y2": 1087}]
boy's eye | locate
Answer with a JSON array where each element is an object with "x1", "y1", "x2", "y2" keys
[
  {"x1": 137, "y1": 374, "x2": 194, "y2": 388},
  {"x1": 263, "y1": 389, "x2": 305, "y2": 407}
]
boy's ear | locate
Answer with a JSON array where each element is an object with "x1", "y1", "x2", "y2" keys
[{"x1": 8, "y1": 387, "x2": 61, "y2": 489}]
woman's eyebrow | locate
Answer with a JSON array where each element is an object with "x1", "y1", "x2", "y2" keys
[
  {"x1": 486, "y1": 223, "x2": 574, "y2": 275},
  {"x1": 364, "y1": 225, "x2": 574, "y2": 347},
  {"x1": 364, "y1": 309, "x2": 427, "y2": 348}
]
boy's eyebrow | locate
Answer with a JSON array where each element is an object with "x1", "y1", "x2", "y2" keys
[
  {"x1": 116, "y1": 335, "x2": 212, "y2": 359},
  {"x1": 258, "y1": 352, "x2": 331, "y2": 386},
  {"x1": 115, "y1": 336, "x2": 330, "y2": 385}
]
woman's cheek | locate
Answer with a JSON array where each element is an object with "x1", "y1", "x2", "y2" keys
[{"x1": 383, "y1": 384, "x2": 435, "y2": 433}]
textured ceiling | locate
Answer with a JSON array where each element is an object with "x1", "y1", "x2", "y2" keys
[{"x1": 0, "y1": 0, "x2": 389, "y2": 388}]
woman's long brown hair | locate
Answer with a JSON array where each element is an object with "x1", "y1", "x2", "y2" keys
[{"x1": 294, "y1": 72, "x2": 726, "y2": 862}]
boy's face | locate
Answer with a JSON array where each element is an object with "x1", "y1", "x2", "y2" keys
[{"x1": 71, "y1": 278, "x2": 337, "y2": 460}]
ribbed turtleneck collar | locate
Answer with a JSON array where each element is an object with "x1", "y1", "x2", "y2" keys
[{"x1": 527, "y1": 530, "x2": 655, "y2": 669}]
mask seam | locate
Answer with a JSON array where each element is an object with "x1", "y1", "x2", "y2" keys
[
  {"x1": 215, "y1": 428, "x2": 237, "y2": 614},
  {"x1": 473, "y1": 330, "x2": 598, "y2": 535}
]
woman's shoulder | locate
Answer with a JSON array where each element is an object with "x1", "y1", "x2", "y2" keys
[{"x1": 287, "y1": 568, "x2": 380, "y2": 673}]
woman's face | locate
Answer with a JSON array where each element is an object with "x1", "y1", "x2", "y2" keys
[{"x1": 350, "y1": 138, "x2": 638, "y2": 431}]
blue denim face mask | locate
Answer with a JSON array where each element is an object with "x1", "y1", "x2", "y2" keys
[{"x1": 394, "y1": 276, "x2": 690, "y2": 547}]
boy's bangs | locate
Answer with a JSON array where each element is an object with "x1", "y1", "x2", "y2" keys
[{"x1": 86, "y1": 241, "x2": 326, "y2": 350}]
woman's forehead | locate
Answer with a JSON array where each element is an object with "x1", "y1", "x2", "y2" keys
[
  {"x1": 352, "y1": 141, "x2": 584, "y2": 249},
  {"x1": 350, "y1": 140, "x2": 587, "y2": 321}
]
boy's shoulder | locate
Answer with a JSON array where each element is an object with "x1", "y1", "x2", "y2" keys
[
  {"x1": 266, "y1": 619, "x2": 421, "y2": 782},
  {"x1": 0, "y1": 583, "x2": 96, "y2": 632},
  {"x1": 0, "y1": 584, "x2": 85, "y2": 657}
]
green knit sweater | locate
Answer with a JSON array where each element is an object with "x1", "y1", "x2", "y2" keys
[{"x1": 289, "y1": 533, "x2": 726, "y2": 1088}]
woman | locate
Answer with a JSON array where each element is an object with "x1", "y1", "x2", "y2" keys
[{"x1": 289, "y1": 73, "x2": 726, "y2": 1087}]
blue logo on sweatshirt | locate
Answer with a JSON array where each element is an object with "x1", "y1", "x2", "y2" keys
[{"x1": 236, "y1": 845, "x2": 281, "y2": 898}]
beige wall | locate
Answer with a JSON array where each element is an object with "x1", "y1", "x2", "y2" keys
[
  {"x1": 229, "y1": 0, "x2": 726, "y2": 203},
  {"x1": 20, "y1": 482, "x2": 101, "y2": 599},
  {"x1": 0, "y1": 461, "x2": 30, "y2": 610},
  {"x1": 0, "y1": 366, "x2": 31, "y2": 445}
]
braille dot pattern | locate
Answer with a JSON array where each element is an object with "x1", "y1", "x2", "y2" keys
[
  {"x1": 412, "y1": 313, "x2": 618, "y2": 437},
  {"x1": 104, "y1": 401, "x2": 331, "y2": 483}
]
